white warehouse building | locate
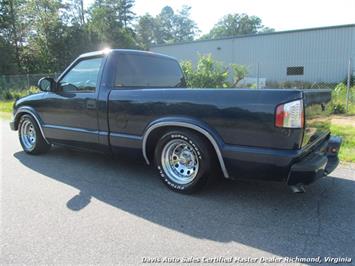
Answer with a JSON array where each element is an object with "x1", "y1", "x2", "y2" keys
[{"x1": 150, "y1": 24, "x2": 355, "y2": 85}]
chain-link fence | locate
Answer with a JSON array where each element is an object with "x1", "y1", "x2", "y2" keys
[
  {"x1": 236, "y1": 59, "x2": 352, "y2": 88},
  {"x1": 0, "y1": 73, "x2": 59, "y2": 91},
  {"x1": 235, "y1": 59, "x2": 354, "y2": 114}
]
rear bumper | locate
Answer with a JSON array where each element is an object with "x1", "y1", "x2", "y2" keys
[
  {"x1": 287, "y1": 136, "x2": 342, "y2": 186},
  {"x1": 222, "y1": 135, "x2": 341, "y2": 184}
]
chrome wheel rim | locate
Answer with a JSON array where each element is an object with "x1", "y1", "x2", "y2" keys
[
  {"x1": 20, "y1": 119, "x2": 36, "y2": 151},
  {"x1": 161, "y1": 139, "x2": 200, "y2": 185}
]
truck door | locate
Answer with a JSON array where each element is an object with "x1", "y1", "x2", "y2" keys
[{"x1": 40, "y1": 56, "x2": 104, "y2": 150}]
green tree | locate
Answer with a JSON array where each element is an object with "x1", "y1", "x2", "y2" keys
[
  {"x1": 23, "y1": 0, "x2": 66, "y2": 72},
  {"x1": 0, "y1": 0, "x2": 26, "y2": 72},
  {"x1": 173, "y1": 6, "x2": 199, "y2": 43},
  {"x1": 76, "y1": 0, "x2": 85, "y2": 26},
  {"x1": 118, "y1": 0, "x2": 135, "y2": 28},
  {"x1": 64, "y1": 0, "x2": 86, "y2": 26},
  {"x1": 201, "y1": 13, "x2": 274, "y2": 40},
  {"x1": 1, "y1": 1, "x2": 200, "y2": 75},
  {"x1": 0, "y1": 36, "x2": 18, "y2": 74},
  {"x1": 135, "y1": 14, "x2": 157, "y2": 49},
  {"x1": 155, "y1": 6, "x2": 175, "y2": 44},
  {"x1": 135, "y1": 5, "x2": 199, "y2": 48},
  {"x1": 22, "y1": 0, "x2": 95, "y2": 73},
  {"x1": 87, "y1": 0, "x2": 137, "y2": 49}
]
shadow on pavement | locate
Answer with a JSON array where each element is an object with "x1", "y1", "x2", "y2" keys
[{"x1": 14, "y1": 146, "x2": 355, "y2": 258}]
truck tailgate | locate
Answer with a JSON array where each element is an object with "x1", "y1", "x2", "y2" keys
[{"x1": 302, "y1": 89, "x2": 332, "y2": 147}]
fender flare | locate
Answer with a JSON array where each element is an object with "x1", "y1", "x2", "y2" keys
[
  {"x1": 13, "y1": 106, "x2": 50, "y2": 144},
  {"x1": 142, "y1": 120, "x2": 229, "y2": 178}
]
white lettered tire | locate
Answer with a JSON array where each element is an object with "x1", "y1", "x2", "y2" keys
[{"x1": 154, "y1": 129, "x2": 211, "y2": 193}]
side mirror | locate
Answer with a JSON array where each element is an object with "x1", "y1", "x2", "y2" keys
[{"x1": 38, "y1": 77, "x2": 56, "y2": 92}]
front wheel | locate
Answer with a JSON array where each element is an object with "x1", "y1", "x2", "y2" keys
[
  {"x1": 154, "y1": 129, "x2": 212, "y2": 193},
  {"x1": 18, "y1": 114, "x2": 51, "y2": 155}
]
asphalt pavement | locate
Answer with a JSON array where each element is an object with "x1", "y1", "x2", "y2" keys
[{"x1": 1, "y1": 121, "x2": 354, "y2": 265}]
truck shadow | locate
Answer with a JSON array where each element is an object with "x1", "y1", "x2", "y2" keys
[{"x1": 14, "y1": 146, "x2": 355, "y2": 258}]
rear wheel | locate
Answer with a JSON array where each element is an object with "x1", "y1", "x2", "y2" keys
[
  {"x1": 18, "y1": 114, "x2": 51, "y2": 154},
  {"x1": 154, "y1": 129, "x2": 211, "y2": 193}
]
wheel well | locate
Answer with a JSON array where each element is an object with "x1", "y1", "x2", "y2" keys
[
  {"x1": 14, "y1": 112, "x2": 26, "y2": 130},
  {"x1": 14, "y1": 111, "x2": 35, "y2": 129},
  {"x1": 14, "y1": 111, "x2": 49, "y2": 144},
  {"x1": 145, "y1": 126, "x2": 222, "y2": 175}
]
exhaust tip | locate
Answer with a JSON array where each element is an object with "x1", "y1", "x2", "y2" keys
[{"x1": 289, "y1": 184, "x2": 306, "y2": 193}]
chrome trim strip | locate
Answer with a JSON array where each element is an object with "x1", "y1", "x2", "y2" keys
[
  {"x1": 43, "y1": 126, "x2": 142, "y2": 141},
  {"x1": 99, "y1": 131, "x2": 109, "y2": 136},
  {"x1": 142, "y1": 122, "x2": 229, "y2": 178},
  {"x1": 14, "y1": 107, "x2": 50, "y2": 144},
  {"x1": 110, "y1": 132, "x2": 142, "y2": 140}
]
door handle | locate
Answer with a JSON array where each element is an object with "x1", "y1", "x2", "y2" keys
[{"x1": 86, "y1": 100, "x2": 96, "y2": 109}]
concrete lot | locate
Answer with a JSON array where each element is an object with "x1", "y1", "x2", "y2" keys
[{"x1": 1, "y1": 121, "x2": 354, "y2": 265}]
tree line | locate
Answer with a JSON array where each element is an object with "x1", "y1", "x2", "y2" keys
[{"x1": 0, "y1": 0, "x2": 274, "y2": 75}]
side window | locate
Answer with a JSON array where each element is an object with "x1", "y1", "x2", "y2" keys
[
  {"x1": 59, "y1": 57, "x2": 103, "y2": 92},
  {"x1": 115, "y1": 54, "x2": 185, "y2": 88}
]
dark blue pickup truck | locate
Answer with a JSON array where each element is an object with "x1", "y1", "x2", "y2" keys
[{"x1": 10, "y1": 49, "x2": 341, "y2": 193}]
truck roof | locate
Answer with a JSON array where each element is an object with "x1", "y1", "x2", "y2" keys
[{"x1": 78, "y1": 49, "x2": 177, "y2": 61}]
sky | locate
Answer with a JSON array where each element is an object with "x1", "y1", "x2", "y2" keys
[{"x1": 132, "y1": 0, "x2": 355, "y2": 35}]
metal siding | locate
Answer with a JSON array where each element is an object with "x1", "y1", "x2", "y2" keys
[{"x1": 151, "y1": 26, "x2": 355, "y2": 83}]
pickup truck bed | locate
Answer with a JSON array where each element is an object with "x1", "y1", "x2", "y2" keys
[{"x1": 10, "y1": 49, "x2": 341, "y2": 193}]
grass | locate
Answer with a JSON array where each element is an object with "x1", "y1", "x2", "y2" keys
[
  {"x1": 0, "y1": 87, "x2": 38, "y2": 120},
  {"x1": 330, "y1": 124, "x2": 355, "y2": 163},
  {"x1": 0, "y1": 100, "x2": 14, "y2": 120},
  {"x1": 0, "y1": 100, "x2": 14, "y2": 113}
]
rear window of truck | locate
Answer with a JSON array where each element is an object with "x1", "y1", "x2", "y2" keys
[{"x1": 114, "y1": 53, "x2": 185, "y2": 88}]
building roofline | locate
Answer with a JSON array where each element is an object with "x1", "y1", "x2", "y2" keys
[{"x1": 150, "y1": 24, "x2": 355, "y2": 48}]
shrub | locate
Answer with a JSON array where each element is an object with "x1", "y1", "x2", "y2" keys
[
  {"x1": 181, "y1": 55, "x2": 229, "y2": 88},
  {"x1": 329, "y1": 83, "x2": 355, "y2": 114},
  {"x1": 0, "y1": 86, "x2": 40, "y2": 101},
  {"x1": 343, "y1": 75, "x2": 355, "y2": 87},
  {"x1": 332, "y1": 83, "x2": 348, "y2": 104},
  {"x1": 180, "y1": 61, "x2": 195, "y2": 87},
  {"x1": 1, "y1": 90, "x2": 14, "y2": 100},
  {"x1": 331, "y1": 103, "x2": 346, "y2": 114},
  {"x1": 230, "y1": 64, "x2": 248, "y2": 87},
  {"x1": 27, "y1": 86, "x2": 40, "y2": 95},
  {"x1": 181, "y1": 54, "x2": 248, "y2": 88}
]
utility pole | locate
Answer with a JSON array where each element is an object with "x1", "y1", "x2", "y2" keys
[
  {"x1": 256, "y1": 63, "x2": 260, "y2": 89},
  {"x1": 346, "y1": 58, "x2": 351, "y2": 113}
]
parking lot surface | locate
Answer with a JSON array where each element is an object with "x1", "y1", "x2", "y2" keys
[{"x1": 1, "y1": 121, "x2": 354, "y2": 265}]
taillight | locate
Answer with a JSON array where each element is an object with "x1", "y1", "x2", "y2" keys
[{"x1": 275, "y1": 99, "x2": 304, "y2": 128}]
